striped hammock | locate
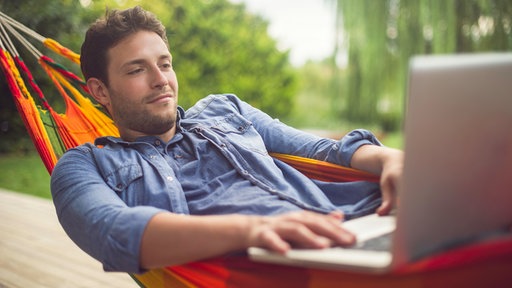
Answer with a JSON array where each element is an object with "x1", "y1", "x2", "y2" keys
[{"x1": 1, "y1": 12, "x2": 511, "y2": 288}]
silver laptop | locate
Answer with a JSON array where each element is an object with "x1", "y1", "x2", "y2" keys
[{"x1": 248, "y1": 53, "x2": 512, "y2": 273}]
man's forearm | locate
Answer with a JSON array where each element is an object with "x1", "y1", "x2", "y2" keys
[
  {"x1": 139, "y1": 210, "x2": 357, "y2": 270},
  {"x1": 350, "y1": 144, "x2": 401, "y2": 175},
  {"x1": 139, "y1": 212, "x2": 254, "y2": 269}
]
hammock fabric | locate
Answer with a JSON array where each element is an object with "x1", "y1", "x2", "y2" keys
[{"x1": 1, "y1": 12, "x2": 511, "y2": 288}]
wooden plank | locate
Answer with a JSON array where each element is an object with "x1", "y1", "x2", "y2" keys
[{"x1": 0, "y1": 189, "x2": 138, "y2": 288}]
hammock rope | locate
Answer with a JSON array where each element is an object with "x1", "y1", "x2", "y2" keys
[
  {"x1": 1, "y1": 11, "x2": 511, "y2": 288},
  {"x1": 0, "y1": 12, "x2": 119, "y2": 172}
]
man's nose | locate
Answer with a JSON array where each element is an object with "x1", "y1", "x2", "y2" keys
[{"x1": 152, "y1": 69, "x2": 168, "y2": 88}]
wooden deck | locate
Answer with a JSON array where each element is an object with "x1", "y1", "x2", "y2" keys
[{"x1": 0, "y1": 188, "x2": 138, "y2": 288}]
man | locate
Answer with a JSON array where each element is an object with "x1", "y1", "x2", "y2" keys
[{"x1": 50, "y1": 6, "x2": 403, "y2": 273}]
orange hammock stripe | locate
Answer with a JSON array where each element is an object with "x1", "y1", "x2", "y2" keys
[
  {"x1": 270, "y1": 152, "x2": 379, "y2": 183},
  {"x1": 0, "y1": 49, "x2": 58, "y2": 173}
]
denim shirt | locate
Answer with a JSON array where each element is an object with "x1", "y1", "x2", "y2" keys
[{"x1": 50, "y1": 94, "x2": 382, "y2": 273}]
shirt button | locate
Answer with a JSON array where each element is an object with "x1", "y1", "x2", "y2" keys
[
  {"x1": 166, "y1": 176, "x2": 174, "y2": 182},
  {"x1": 154, "y1": 140, "x2": 161, "y2": 146}
]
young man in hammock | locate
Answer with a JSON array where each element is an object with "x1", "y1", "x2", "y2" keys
[{"x1": 50, "y1": 6, "x2": 403, "y2": 273}]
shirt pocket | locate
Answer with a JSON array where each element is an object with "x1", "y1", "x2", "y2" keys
[
  {"x1": 104, "y1": 163, "x2": 143, "y2": 193},
  {"x1": 211, "y1": 113, "x2": 251, "y2": 133},
  {"x1": 211, "y1": 113, "x2": 268, "y2": 154}
]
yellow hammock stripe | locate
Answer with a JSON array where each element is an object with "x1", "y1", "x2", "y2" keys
[{"x1": 43, "y1": 38, "x2": 80, "y2": 64}]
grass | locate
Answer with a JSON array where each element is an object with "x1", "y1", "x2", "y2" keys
[{"x1": 0, "y1": 152, "x2": 52, "y2": 199}]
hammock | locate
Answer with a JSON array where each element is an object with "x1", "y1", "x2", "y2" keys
[{"x1": 1, "y1": 12, "x2": 511, "y2": 288}]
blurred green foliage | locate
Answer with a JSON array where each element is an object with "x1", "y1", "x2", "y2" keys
[
  {"x1": 327, "y1": 0, "x2": 512, "y2": 132},
  {"x1": 0, "y1": 0, "x2": 297, "y2": 153}
]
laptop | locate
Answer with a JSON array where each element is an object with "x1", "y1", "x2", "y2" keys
[{"x1": 248, "y1": 53, "x2": 512, "y2": 273}]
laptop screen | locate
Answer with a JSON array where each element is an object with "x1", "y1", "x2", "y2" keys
[{"x1": 394, "y1": 53, "x2": 512, "y2": 264}]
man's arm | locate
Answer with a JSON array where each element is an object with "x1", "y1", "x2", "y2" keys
[
  {"x1": 140, "y1": 210, "x2": 355, "y2": 269},
  {"x1": 350, "y1": 144, "x2": 404, "y2": 215},
  {"x1": 53, "y1": 146, "x2": 356, "y2": 272},
  {"x1": 227, "y1": 94, "x2": 404, "y2": 215}
]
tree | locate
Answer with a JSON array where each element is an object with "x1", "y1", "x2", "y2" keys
[{"x1": 328, "y1": 0, "x2": 512, "y2": 132}]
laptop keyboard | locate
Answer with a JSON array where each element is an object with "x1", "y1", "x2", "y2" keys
[{"x1": 352, "y1": 232, "x2": 393, "y2": 252}]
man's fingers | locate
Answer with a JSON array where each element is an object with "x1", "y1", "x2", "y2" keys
[
  {"x1": 378, "y1": 164, "x2": 401, "y2": 216},
  {"x1": 377, "y1": 180, "x2": 392, "y2": 216},
  {"x1": 258, "y1": 228, "x2": 291, "y2": 254},
  {"x1": 377, "y1": 200, "x2": 392, "y2": 216},
  {"x1": 276, "y1": 222, "x2": 332, "y2": 249},
  {"x1": 251, "y1": 211, "x2": 356, "y2": 254},
  {"x1": 278, "y1": 211, "x2": 355, "y2": 246},
  {"x1": 254, "y1": 223, "x2": 327, "y2": 253},
  {"x1": 378, "y1": 179, "x2": 397, "y2": 215},
  {"x1": 328, "y1": 210, "x2": 345, "y2": 221}
]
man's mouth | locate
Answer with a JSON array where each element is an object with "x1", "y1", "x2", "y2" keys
[{"x1": 147, "y1": 93, "x2": 174, "y2": 104}]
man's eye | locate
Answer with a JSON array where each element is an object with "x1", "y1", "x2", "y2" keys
[{"x1": 128, "y1": 68, "x2": 144, "y2": 75}]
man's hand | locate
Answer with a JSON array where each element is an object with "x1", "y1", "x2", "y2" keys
[
  {"x1": 246, "y1": 210, "x2": 355, "y2": 254},
  {"x1": 140, "y1": 210, "x2": 353, "y2": 268},
  {"x1": 377, "y1": 148, "x2": 403, "y2": 215},
  {"x1": 350, "y1": 145, "x2": 404, "y2": 216}
]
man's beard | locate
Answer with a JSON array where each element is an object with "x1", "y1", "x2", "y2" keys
[
  {"x1": 110, "y1": 96, "x2": 177, "y2": 136},
  {"x1": 121, "y1": 110, "x2": 176, "y2": 135}
]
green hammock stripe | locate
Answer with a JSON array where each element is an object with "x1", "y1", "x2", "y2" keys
[{"x1": 38, "y1": 107, "x2": 66, "y2": 159}]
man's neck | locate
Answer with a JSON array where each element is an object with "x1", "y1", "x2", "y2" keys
[{"x1": 119, "y1": 126, "x2": 176, "y2": 143}]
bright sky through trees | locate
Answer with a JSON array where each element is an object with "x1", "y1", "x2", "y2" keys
[{"x1": 230, "y1": 0, "x2": 336, "y2": 66}]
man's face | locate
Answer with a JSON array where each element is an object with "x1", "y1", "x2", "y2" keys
[{"x1": 102, "y1": 30, "x2": 179, "y2": 141}]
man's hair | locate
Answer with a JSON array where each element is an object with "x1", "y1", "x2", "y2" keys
[{"x1": 80, "y1": 6, "x2": 168, "y2": 84}]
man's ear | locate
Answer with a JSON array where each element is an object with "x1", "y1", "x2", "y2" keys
[{"x1": 87, "y1": 78, "x2": 110, "y2": 107}]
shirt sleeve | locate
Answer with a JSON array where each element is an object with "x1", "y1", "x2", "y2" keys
[
  {"x1": 50, "y1": 146, "x2": 165, "y2": 273},
  {"x1": 223, "y1": 94, "x2": 382, "y2": 167}
]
